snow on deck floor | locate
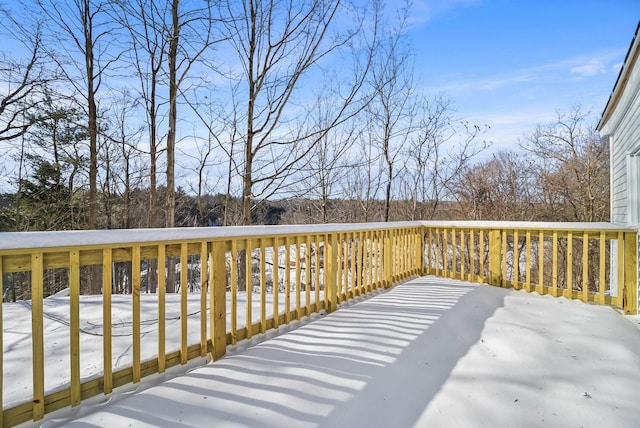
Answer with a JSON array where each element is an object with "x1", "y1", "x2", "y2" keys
[{"x1": 28, "y1": 276, "x2": 640, "y2": 428}]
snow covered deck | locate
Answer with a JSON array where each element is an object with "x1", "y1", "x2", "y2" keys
[{"x1": 34, "y1": 276, "x2": 640, "y2": 428}]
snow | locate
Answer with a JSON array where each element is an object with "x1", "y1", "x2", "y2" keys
[
  {"x1": 0, "y1": 220, "x2": 632, "y2": 251},
  {"x1": 0, "y1": 222, "x2": 420, "y2": 251},
  {"x1": 15, "y1": 275, "x2": 640, "y2": 428},
  {"x1": 4, "y1": 291, "x2": 318, "y2": 408}
]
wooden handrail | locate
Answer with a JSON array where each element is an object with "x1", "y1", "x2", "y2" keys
[{"x1": 0, "y1": 221, "x2": 636, "y2": 427}]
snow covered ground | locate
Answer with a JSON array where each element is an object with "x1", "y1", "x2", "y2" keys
[
  {"x1": 14, "y1": 275, "x2": 640, "y2": 427},
  {"x1": 4, "y1": 290, "x2": 318, "y2": 408}
]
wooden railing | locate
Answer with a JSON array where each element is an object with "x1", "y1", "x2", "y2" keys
[
  {"x1": 423, "y1": 221, "x2": 638, "y2": 314},
  {"x1": 0, "y1": 223, "x2": 422, "y2": 427},
  {"x1": 0, "y1": 221, "x2": 636, "y2": 427}
]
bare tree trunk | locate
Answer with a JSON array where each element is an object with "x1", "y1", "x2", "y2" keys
[
  {"x1": 166, "y1": 0, "x2": 178, "y2": 231},
  {"x1": 164, "y1": 0, "x2": 180, "y2": 293}
]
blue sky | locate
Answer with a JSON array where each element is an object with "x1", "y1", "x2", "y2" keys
[{"x1": 404, "y1": 0, "x2": 640, "y2": 152}]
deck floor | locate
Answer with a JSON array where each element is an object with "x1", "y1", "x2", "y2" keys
[{"x1": 34, "y1": 276, "x2": 640, "y2": 428}]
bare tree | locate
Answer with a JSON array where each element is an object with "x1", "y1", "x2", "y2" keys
[
  {"x1": 165, "y1": 0, "x2": 219, "y2": 231},
  {"x1": 292, "y1": 93, "x2": 360, "y2": 223},
  {"x1": 101, "y1": 88, "x2": 145, "y2": 229},
  {"x1": 0, "y1": 19, "x2": 52, "y2": 144},
  {"x1": 218, "y1": 0, "x2": 375, "y2": 225},
  {"x1": 400, "y1": 95, "x2": 488, "y2": 220},
  {"x1": 112, "y1": 0, "x2": 171, "y2": 228},
  {"x1": 522, "y1": 106, "x2": 609, "y2": 222},
  {"x1": 366, "y1": 0, "x2": 415, "y2": 222},
  {"x1": 34, "y1": 0, "x2": 122, "y2": 229},
  {"x1": 344, "y1": 132, "x2": 384, "y2": 222},
  {"x1": 453, "y1": 150, "x2": 538, "y2": 221}
]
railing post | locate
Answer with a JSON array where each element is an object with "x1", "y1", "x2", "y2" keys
[
  {"x1": 418, "y1": 227, "x2": 425, "y2": 275},
  {"x1": 488, "y1": 229, "x2": 501, "y2": 287},
  {"x1": 0, "y1": 256, "x2": 3, "y2": 428},
  {"x1": 325, "y1": 233, "x2": 339, "y2": 313},
  {"x1": 623, "y1": 231, "x2": 638, "y2": 315},
  {"x1": 211, "y1": 241, "x2": 227, "y2": 360},
  {"x1": 384, "y1": 229, "x2": 393, "y2": 287},
  {"x1": 31, "y1": 253, "x2": 45, "y2": 421}
]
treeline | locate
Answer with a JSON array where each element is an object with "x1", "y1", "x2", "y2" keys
[
  {"x1": 0, "y1": 104, "x2": 609, "y2": 230},
  {"x1": 0, "y1": 1, "x2": 607, "y2": 232}
]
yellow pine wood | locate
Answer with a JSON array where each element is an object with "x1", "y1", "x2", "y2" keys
[
  {"x1": 336, "y1": 234, "x2": 343, "y2": 299},
  {"x1": 200, "y1": 242, "x2": 208, "y2": 357},
  {"x1": 3, "y1": 222, "x2": 638, "y2": 426},
  {"x1": 414, "y1": 230, "x2": 418, "y2": 275},
  {"x1": 426, "y1": 229, "x2": 432, "y2": 273},
  {"x1": 451, "y1": 229, "x2": 457, "y2": 279},
  {"x1": 314, "y1": 235, "x2": 320, "y2": 303},
  {"x1": 355, "y1": 232, "x2": 361, "y2": 292},
  {"x1": 211, "y1": 242, "x2": 227, "y2": 360},
  {"x1": 284, "y1": 237, "x2": 291, "y2": 324},
  {"x1": 230, "y1": 240, "x2": 238, "y2": 344},
  {"x1": 406, "y1": 229, "x2": 410, "y2": 276},
  {"x1": 132, "y1": 246, "x2": 141, "y2": 382},
  {"x1": 566, "y1": 232, "x2": 573, "y2": 298},
  {"x1": 368, "y1": 231, "x2": 373, "y2": 289},
  {"x1": 305, "y1": 235, "x2": 312, "y2": 313},
  {"x1": 349, "y1": 233, "x2": 355, "y2": 294},
  {"x1": 295, "y1": 237, "x2": 302, "y2": 317},
  {"x1": 413, "y1": 229, "x2": 418, "y2": 275},
  {"x1": 402, "y1": 230, "x2": 408, "y2": 277},
  {"x1": 623, "y1": 232, "x2": 638, "y2": 315},
  {"x1": 157, "y1": 245, "x2": 166, "y2": 373},
  {"x1": 69, "y1": 251, "x2": 81, "y2": 407},
  {"x1": 344, "y1": 235, "x2": 349, "y2": 296},
  {"x1": 538, "y1": 231, "x2": 545, "y2": 293},
  {"x1": 443, "y1": 229, "x2": 449, "y2": 278},
  {"x1": 552, "y1": 231, "x2": 558, "y2": 297},
  {"x1": 435, "y1": 228, "x2": 441, "y2": 276},
  {"x1": 599, "y1": 232, "x2": 606, "y2": 305},
  {"x1": 582, "y1": 232, "x2": 589, "y2": 302},
  {"x1": 617, "y1": 232, "x2": 624, "y2": 308},
  {"x1": 469, "y1": 231, "x2": 476, "y2": 281},
  {"x1": 410, "y1": 229, "x2": 415, "y2": 275},
  {"x1": 513, "y1": 231, "x2": 519, "y2": 289},
  {"x1": 460, "y1": 230, "x2": 465, "y2": 280},
  {"x1": 0, "y1": 256, "x2": 3, "y2": 428},
  {"x1": 408, "y1": 230, "x2": 413, "y2": 275},
  {"x1": 325, "y1": 234, "x2": 338, "y2": 312},
  {"x1": 180, "y1": 243, "x2": 188, "y2": 364},
  {"x1": 396, "y1": 230, "x2": 402, "y2": 278},
  {"x1": 501, "y1": 230, "x2": 507, "y2": 288},
  {"x1": 358, "y1": 231, "x2": 367, "y2": 294},
  {"x1": 31, "y1": 253, "x2": 45, "y2": 421},
  {"x1": 479, "y1": 230, "x2": 485, "y2": 281},
  {"x1": 399, "y1": 230, "x2": 403, "y2": 278},
  {"x1": 488, "y1": 230, "x2": 500, "y2": 287},
  {"x1": 260, "y1": 238, "x2": 267, "y2": 334},
  {"x1": 373, "y1": 231, "x2": 378, "y2": 286},
  {"x1": 371, "y1": 232, "x2": 377, "y2": 286},
  {"x1": 102, "y1": 249, "x2": 114, "y2": 391},
  {"x1": 384, "y1": 230, "x2": 393, "y2": 288},
  {"x1": 525, "y1": 231, "x2": 531, "y2": 292},
  {"x1": 273, "y1": 240, "x2": 279, "y2": 328},
  {"x1": 379, "y1": 231, "x2": 385, "y2": 285},
  {"x1": 245, "y1": 239, "x2": 253, "y2": 340}
]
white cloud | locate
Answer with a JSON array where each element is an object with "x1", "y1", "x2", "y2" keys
[{"x1": 571, "y1": 60, "x2": 607, "y2": 77}]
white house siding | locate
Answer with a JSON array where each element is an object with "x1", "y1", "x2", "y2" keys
[
  {"x1": 598, "y1": 23, "x2": 640, "y2": 227},
  {"x1": 598, "y1": 23, "x2": 640, "y2": 307}
]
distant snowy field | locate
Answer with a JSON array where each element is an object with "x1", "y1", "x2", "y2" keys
[{"x1": 4, "y1": 291, "x2": 318, "y2": 408}]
